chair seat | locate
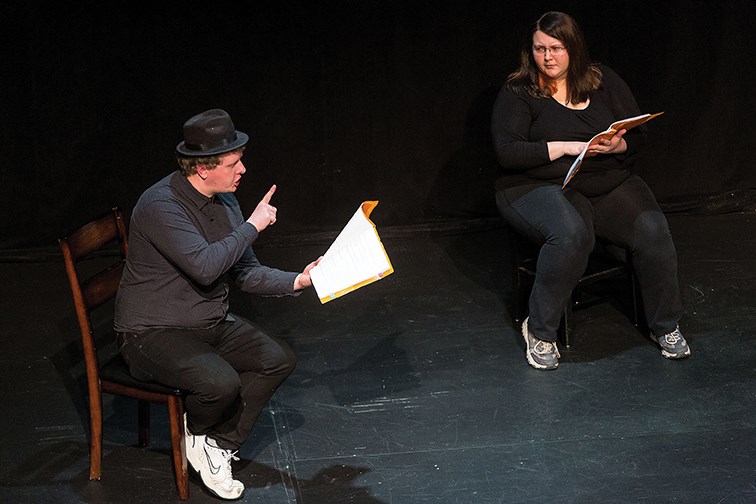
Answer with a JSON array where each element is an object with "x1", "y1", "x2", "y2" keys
[{"x1": 100, "y1": 355, "x2": 182, "y2": 396}]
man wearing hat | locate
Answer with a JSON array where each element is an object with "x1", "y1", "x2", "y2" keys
[{"x1": 114, "y1": 109, "x2": 320, "y2": 499}]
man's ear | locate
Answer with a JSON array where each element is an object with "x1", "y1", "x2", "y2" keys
[{"x1": 196, "y1": 165, "x2": 208, "y2": 180}]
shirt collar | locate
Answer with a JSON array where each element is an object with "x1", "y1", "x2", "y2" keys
[{"x1": 170, "y1": 171, "x2": 215, "y2": 209}]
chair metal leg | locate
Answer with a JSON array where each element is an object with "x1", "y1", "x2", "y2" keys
[
  {"x1": 631, "y1": 271, "x2": 643, "y2": 327},
  {"x1": 516, "y1": 263, "x2": 536, "y2": 326},
  {"x1": 515, "y1": 269, "x2": 525, "y2": 324},
  {"x1": 167, "y1": 396, "x2": 189, "y2": 500},
  {"x1": 561, "y1": 300, "x2": 574, "y2": 348},
  {"x1": 138, "y1": 400, "x2": 150, "y2": 447},
  {"x1": 624, "y1": 250, "x2": 639, "y2": 327}
]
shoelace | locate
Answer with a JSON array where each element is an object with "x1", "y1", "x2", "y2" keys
[
  {"x1": 534, "y1": 340, "x2": 556, "y2": 354},
  {"x1": 204, "y1": 440, "x2": 241, "y2": 475},
  {"x1": 219, "y1": 449, "x2": 240, "y2": 475},
  {"x1": 663, "y1": 330, "x2": 682, "y2": 345}
]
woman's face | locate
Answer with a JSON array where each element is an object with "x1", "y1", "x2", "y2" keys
[{"x1": 532, "y1": 30, "x2": 569, "y2": 81}]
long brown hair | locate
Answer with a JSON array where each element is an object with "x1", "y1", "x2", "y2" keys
[{"x1": 506, "y1": 11, "x2": 602, "y2": 104}]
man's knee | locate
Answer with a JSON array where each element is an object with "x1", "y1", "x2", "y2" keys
[
  {"x1": 195, "y1": 365, "x2": 241, "y2": 405},
  {"x1": 269, "y1": 340, "x2": 297, "y2": 377}
]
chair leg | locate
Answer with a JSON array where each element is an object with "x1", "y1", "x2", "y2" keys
[
  {"x1": 625, "y1": 250, "x2": 643, "y2": 328},
  {"x1": 515, "y1": 270, "x2": 523, "y2": 324},
  {"x1": 516, "y1": 269, "x2": 533, "y2": 325},
  {"x1": 88, "y1": 391, "x2": 103, "y2": 481},
  {"x1": 167, "y1": 396, "x2": 189, "y2": 500},
  {"x1": 560, "y1": 287, "x2": 578, "y2": 348},
  {"x1": 631, "y1": 271, "x2": 645, "y2": 328},
  {"x1": 138, "y1": 400, "x2": 150, "y2": 447},
  {"x1": 561, "y1": 302, "x2": 573, "y2": 348}
]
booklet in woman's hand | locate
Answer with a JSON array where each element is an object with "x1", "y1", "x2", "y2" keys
[{"x1": 562, "y1": 112, "x2": 664, "y2": 189}]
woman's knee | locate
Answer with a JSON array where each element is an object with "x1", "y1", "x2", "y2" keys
[
  {"x1": 546, "y1": 224, "x2": 594, "y2": 260},
  {"x1": 634, "y1": 211, "x2": 674, "y2": 251},
  {"x1": 563, "y1": 227, "x2": 594, "y2": 253}
]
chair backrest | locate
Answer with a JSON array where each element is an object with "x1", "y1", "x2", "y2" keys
[{"x1": 58, "y1": 207, "x2": 128, "y2": 381}]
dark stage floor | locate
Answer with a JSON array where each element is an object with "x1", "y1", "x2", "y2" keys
[{"x1": 1, "y1": 211, "x2": 755, "y2": 504}]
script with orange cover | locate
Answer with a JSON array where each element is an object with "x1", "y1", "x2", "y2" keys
[
  {"x1": 310, "y1": 201, "x2": 394, "y2": 303},
  {"x1": 562, "y1": 112, "x2": 664, "y2": 188}
]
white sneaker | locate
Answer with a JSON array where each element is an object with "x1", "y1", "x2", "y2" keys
[{"x1": 185, "y1": 421, "x2": 244, "y2": 500}]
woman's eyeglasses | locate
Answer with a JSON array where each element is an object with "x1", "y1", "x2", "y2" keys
[{"x1": 532, "y1": 45, "x2": 567, "y2": 55}]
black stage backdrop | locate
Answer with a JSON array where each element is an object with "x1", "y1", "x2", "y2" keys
[{"x1": 3, "y1": 1, "x2": 755, "y2": 252}]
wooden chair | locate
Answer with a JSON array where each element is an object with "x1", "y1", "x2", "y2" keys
[
  {"x1": 58, "y1": 207, "x2": 189, "y2": 500},
  {"x1": 514, "y1": 238, "x2": 643, "y2": 348}
]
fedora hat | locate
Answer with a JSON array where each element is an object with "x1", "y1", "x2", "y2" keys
[{"x1": 175, "y1": 109, "x2": 249, "y2": 157}]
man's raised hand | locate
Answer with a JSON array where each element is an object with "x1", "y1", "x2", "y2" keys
[{"x1": 247, "y1": 185, "x2": 278, "y2": 232}]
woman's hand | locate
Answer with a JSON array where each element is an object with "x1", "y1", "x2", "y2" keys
[
  {"x1": 587, "y1": 129, "x2": 627, "y2": 156},
  {"x1": 547, "y1": 141, "x2": 587, "y2": 161},
  {"x1": 548, "y1": 129, "x2": 628, "y2": 161}
]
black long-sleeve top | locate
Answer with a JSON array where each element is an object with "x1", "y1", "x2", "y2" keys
[
  {"x1": 491, "y1": 65, "x2": 647, "y2": 198},
  {"x1": 114, "y1": 171, "x2": 299, "y2": 333}
]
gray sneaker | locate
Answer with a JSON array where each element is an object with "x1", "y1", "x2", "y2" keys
[
  {"x1": 522, "y1": 317, "x2": 560, "y2": 370},
  {"x1": 656, "y1": 327, "x2": 691, "y2": 359}
]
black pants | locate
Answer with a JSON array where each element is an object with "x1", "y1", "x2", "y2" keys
[
  {"x1": 496, "y1": 175, "x2": 682, "y2": 342},
  {"x1": 119, "y1": 314, "x2": 296, "y2": 450}
]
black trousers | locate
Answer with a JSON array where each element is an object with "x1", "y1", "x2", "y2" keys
[
  {"x1": 119, "y1": 314, "x2": 296, "y2": 450},
  {"x1": 496, "y1": 175, "x2": 682, "y2": 342}
]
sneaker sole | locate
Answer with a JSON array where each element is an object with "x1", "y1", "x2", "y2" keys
[
  {"x1": 196, "y1": 470, "x2": 244, "y2": 500},
  {"x1": 187, "y1": 454, "x2": 240, "y2": 500},
  {"x1": 661, "y1": 347, "x2": 691, "y2": 359}
]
